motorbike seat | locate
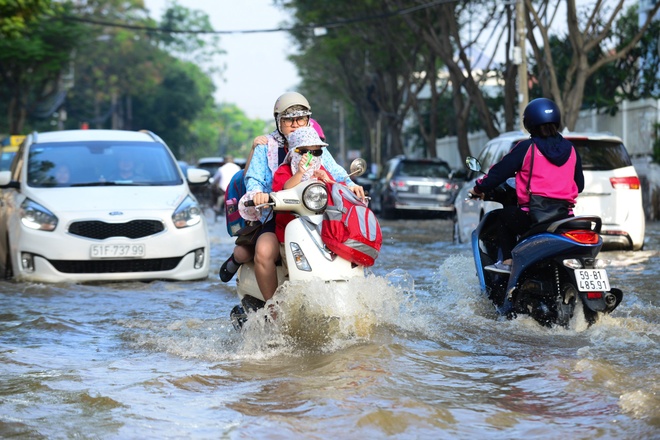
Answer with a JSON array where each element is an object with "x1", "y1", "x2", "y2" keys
[
  {"x1": 520, "y1": 216, "x2": 601, "y2": 241},
  {"x1": 559, "y1": 219, "x2": 593, "y2": 230}
]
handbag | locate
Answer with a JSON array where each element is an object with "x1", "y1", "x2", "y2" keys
[
  {"x1": 234, "y1": 221, "x2": 263, "y2": 246},
  {"x1": 526, "y1": 144, "x2": 571, "y2": 225}
]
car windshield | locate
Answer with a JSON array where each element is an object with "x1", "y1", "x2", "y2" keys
[
  {"x1": 397, "y1": 161, "x2": 451, "y2": 178},
  {"x1": 27, "y1": 141, "x2": 183, "y2": 187},
  {"x1": 572, "y1": 139, "x2": 632, "y2": 171}
]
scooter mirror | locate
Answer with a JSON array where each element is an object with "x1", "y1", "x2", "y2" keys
[
  {"x1": 465, "y1": 156, "x2": 482, "y2": 172},
  {"x1": 348, "y1": 158, "x2": 367, "y2": 177}
]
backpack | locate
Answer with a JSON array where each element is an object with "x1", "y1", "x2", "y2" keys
[
  {"x1": 225, "y1": 169, "x2": 247, "y2": 236},
  {"x1": 321, "y1": 183, "x2": 382, "y2": 267},
  {"x1": 224, "y1": 136, "x2": 283, "y2": 237}
]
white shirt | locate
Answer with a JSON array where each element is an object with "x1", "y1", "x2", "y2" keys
[{"x1": 215, "y1": 162, "x2": 241, "y2": 191}]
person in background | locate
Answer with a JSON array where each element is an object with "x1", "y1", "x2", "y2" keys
[
  {"x1": 212, "y1": 155, "x2": 241, "y2": 215},
  {"x1": 55, "y1": 164, "x2": 71, "y2": 184},
  {"x1": 219, "y1": 93, "x2": 364, "y2": 304},
  {"x1": 468, "y1": 98, "x2": 584, "y2": 274},
  {"x1": 115, "y1": 152, "x2": 145, "y2": 181}
]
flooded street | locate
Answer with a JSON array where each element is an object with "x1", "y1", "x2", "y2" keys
[{"x1": 1, "y1": 215, "x2": 658, "y2": 439}]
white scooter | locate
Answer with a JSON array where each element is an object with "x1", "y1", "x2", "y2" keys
[{"x1": 230, "y1": 159, "x2": 370, "y2": 330}]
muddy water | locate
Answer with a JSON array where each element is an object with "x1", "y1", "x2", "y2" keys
[{"x1": 1, "y1": 216, "x2": 658, "y2": 439}]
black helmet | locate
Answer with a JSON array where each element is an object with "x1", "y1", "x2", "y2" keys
[{"x1": 523, "y1": 98, "x2": 561, "y2": 131}]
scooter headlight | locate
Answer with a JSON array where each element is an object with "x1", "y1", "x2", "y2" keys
[{"x1": 302, "y1": 183, "x2": 328, "y2": 213}]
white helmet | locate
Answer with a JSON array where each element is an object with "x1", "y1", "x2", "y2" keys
[{"x1": 273, "y1": 92, "x2": 311, "y2": 117}]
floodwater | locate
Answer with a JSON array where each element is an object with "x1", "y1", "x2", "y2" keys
[{"x1": 1, "y1": 215, "x2": 658, "y2": 439}]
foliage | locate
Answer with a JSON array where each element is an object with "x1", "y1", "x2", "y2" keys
[
  {"x1": 0, "y1": 0, "x2": 53, "y2": 38},
  {"x1": 282, "y1": 0, "x2": 439, "y2": 164},
  {"x1": 0, "y1": 1, "x2": 86, "y2": 133},
  {"x1": 187, "y1": 103, "x2": 271, "y2": 162},
  {"x1": 0, "y1": 0, "x2": 269, "y2": 164},
  {"x1": 530, "y1": 4, "x2": 660, "y2": 115},
  {"x1": 525, "y1": 0, "x2": 660, "y2": 130},
  {"x1": 151, "y1": 0, "x2": 224, "y2": 77},
  {"x1": 608, "y1": 4, "x2": 660, "y2": 101},
  {"x1": 131, "y1": 58, "x2": 215, "y2": 157}
]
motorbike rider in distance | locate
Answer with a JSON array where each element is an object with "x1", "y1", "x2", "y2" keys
[{"x1": 468, "y1": 98, "x2": 585, "y2": 274}]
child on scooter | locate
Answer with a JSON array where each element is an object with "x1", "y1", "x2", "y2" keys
[{"x1": 271, "y1": 126, "x2": 337, "y2": 243}]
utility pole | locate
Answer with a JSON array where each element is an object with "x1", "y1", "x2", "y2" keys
[{"x1": 515, "y1": 0, "x2": 529, "y2": 131}]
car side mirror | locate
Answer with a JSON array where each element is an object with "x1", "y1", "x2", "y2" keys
[{"x1": 186, "y1": 168, "x2": 211, "y2": 185}]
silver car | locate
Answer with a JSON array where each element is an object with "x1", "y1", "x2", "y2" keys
[{"x1": 372, "y1": 155, "x2": 459, "y2": 219}]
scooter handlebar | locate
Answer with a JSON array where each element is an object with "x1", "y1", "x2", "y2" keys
[{"x1": 244, "y1": 198, "x2": 273, "y2": 210}]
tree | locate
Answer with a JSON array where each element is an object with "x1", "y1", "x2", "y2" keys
[
  {"x1": 591, "y1": 4, "x2": 660, "y2": 106},
  {"x1": 131, "y1": 58, "x2": 214, "y2": 156},
  {"x1": 524, "y1": 0, "x2": 660, "y2": 130},
  {"x1": 282, "y1": 0, "x2": 442, "y2": 167},
  {"x1": 63, "y1": 0, "x2": 228, "y2": 158},
  {"x1": 391, "y1": 0, "x2": 511, "y2": 162},
  {"x1": 0, "y1": 0, "x2": 53, "y2": 38},
  {"x1": 0, "y1": 1, "x2": 85, "y2": 133}
]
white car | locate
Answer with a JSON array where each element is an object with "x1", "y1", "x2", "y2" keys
[
  {"x1": 0, "y1": 129, "x2": 212, "y2": 283},
  {"x1": 454, "y1": 131, "x2": 645, "y2": 250}
]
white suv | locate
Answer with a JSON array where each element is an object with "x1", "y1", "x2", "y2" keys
[
  {"x1": 0, "y1": 129, "x2": 212, "y2": 283},
  {"x1": 454, "y1": 131, "x2": 645, "y2": 250}
]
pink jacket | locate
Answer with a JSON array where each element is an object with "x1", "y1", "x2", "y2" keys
[{"x1": 516, "y1": 144, "x2": 578, "y2": 209}]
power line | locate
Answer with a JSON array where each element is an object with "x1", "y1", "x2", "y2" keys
[{"x1": 61, "y1": 0, "x2": 458, "y2": 35}]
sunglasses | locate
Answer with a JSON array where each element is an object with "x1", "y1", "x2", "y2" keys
[
  {"x1": 281, "y1": 116, "x2": 310, "y2": 127},
  {"x1": 295, "y1": 148, "x2": 323, "y2": 157}
]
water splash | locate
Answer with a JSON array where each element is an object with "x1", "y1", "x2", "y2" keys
[{"x1": 238, "y1": 271, "x2": 423, "y2": 355}]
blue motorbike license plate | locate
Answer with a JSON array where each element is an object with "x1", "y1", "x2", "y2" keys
[{"x1": 575, "y1": 269, "x2": 610, "y2": 292}]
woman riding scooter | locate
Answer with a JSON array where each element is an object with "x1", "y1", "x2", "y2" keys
[
  {"x1": 468, "y1": 98, "x2": 585, "y2": 274},
  {"x1": 220, "y1": 92, "x2": 364, "y2": 304}
]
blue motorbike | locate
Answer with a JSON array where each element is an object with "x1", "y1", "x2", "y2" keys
[{"x1": 467, "y1": 157, "x2": 623, "y2": 328}]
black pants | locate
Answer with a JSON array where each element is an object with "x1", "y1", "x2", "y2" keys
[{"x1": 494, "y1": 206, "x2": 532, "y2": 261}]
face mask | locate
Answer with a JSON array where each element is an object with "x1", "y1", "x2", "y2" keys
[{"x1": 286, "y1": 149, "x2": 323, "y2": 181}]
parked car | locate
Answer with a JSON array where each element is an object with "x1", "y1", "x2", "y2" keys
[
  {"x1": 371, "y1": 155, "x2": 460, "y2": 219},
  {"x1": 0, "y1": 129, "x2": 211, "y2": 283},
  {"x1": 454, "y1": 131, "x2": 645, "y2": 250}
]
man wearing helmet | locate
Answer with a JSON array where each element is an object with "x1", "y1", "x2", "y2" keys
[
  {"x1": 219, "y1": 92, "x2": 365, "y2": 303},
  {"x1": 468, "y1": 98, "x2": 585, "y2": 274}
]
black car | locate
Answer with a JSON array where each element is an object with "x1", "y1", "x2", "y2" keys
[{"x1": 372, "y1": 156, "x2": 459, "y2": 219}]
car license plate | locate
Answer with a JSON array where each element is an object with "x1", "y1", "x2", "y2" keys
[
  {"x1": 575, "y1": 269, "x2": 610, "y2": 292},
  {"x1": 418, "y1": 185, "x2": 432, "y2": 194},
  {"x1": 90, "y1": 244, "x2": 146, "y2": 258}
]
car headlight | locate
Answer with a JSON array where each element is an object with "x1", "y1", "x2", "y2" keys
[
  {"x1": 172, "y1": 195, "x2": 202, "y2": 228},
  {"x1": 20, "y1": 199, "x2": 58, "y2": 231},
  {"x1": 302, "y1": 183, "x2": 328, "y2": 212}
]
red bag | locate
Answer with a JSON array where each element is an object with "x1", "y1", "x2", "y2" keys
[{"x1": 321, "y1": 183, "x2": 382, "y2": 266}]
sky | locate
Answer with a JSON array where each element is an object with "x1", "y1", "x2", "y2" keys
[{"x1": 143, "y1": 0, "x2": 301, "y2": 121}]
